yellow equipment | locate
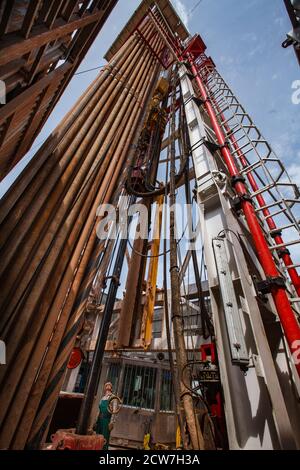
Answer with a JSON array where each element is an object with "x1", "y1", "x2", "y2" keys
[{"x1": 140, "y1": 195, "x2": 164, "y2": 349}]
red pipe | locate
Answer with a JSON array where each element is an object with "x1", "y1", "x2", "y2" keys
[
  {"x1": 187, "y1": 55, "x2": 300, "y2": 376},
  {"x1": 211, "y1": 97, "x2": 300, "y2": 297}
]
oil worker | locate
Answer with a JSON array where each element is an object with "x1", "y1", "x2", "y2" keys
[{"x1": 95, "y1": 382, "x2": 117, "y2": 450}]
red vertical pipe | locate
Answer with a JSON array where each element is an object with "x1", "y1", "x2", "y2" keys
[
  {"x1": 211, "y1": 98, "x2": 300, "y2": 296},
  {"x1": 187, "y1": 55, "x2": 300, "y2": 376}
]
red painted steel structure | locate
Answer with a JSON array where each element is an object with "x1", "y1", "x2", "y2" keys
[
  {"x1": 212, "y1": 97, "x2": 300, "y2": 297},
  {"x1": 144, "y1": 9, "x2": 300, "y2": 376},
  {"x1": 186, "y1": 52, "x2": 300, "y2": 376}
]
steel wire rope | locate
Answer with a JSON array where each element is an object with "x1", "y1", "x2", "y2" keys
[
  {"x1": 74, "y1": 65, "x2": 105, "y2": 76},
  {"x1": 95, "y1": 228, "x2": 122, "y2": 306},
  {"x1": 181, "y1": 101, "x2": 214, "y2": 338},
  {"x1": 92, "y1": 188, "x2": 127, "y2": 300},
  {"x1": 171, "y1": 70, "x2": 203, "y2": 450},
  {"x1": 162, "y1": 99, "x2": 186, "y2": 446},
  {"x1": 188, "y1": 0, "x2": 204, "y2": 16},
  {"x1": 175, "y1": 84, "x2": 216, "y2": 448},
  {"x1": 127, "y1": 215, "x2": 188, "y2": 258},
  {"x1": 176, "y1": 103, "x2": 199, "y2": 358}
]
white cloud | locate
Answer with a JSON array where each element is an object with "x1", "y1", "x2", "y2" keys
[
  {"x1": 172, "y1": 0, "x2": 189, "y2": 28},
  {"x1": 248, "y1": 43, "x2": 264, "y2": 57},
  {"x1": 241, "y1": 32, "x2": 257, "y2": 42},
  {"x1": 274, "y1": 17, "x2": 284, "y2": 28},
  {"x1": 219, "y1": 55, "x2": 235, "y2": 66},
  {"x1": 271, "y1": 115, "x2": 299, "y2": 163}
]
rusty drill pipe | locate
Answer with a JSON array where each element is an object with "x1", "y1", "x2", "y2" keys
[
  {"x1": 24, "y1": 62, "x2": 160, "y2": 450},
  {"x1": 0, "y1": 50, "x2": 159, "y2": 448},
  {"x1": 0, "y1": 33, "x2": 144, "y2": 269},
  {"x1": 0, "y1": 46, "x2": 155, "y2": 382},
  {"x1": 0, "y1": 32, "x2": 139, "y2": 222},
  {"x1": 0, "y1": 35, "x2": 154, "y2": 330}
]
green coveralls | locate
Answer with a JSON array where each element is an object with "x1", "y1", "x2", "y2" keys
[{"x1": 95, "y1": 396, "x2": 112, "y2": 450}]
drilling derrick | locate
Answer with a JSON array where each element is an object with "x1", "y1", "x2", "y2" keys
[{"x1": 0, "y1": 0, "x2": 300, "y2": 451}]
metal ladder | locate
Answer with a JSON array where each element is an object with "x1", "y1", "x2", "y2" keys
[{"x1": 195, "y1": 60, "x2": 300, "y2": 310}]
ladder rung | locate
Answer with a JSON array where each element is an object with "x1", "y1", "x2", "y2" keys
[
  {"x1": 225, "y1": 124, "x2": 240, "y2": 137},
  {"x1": 288, "y1": 298, "x2": 300, "y2": 303},
  {"x1": 230, "y1": 133, "x2": 247, "y2": 144},
  {"x1": 256, "y1": 199, "x2": 300, "y2": 213},
  {"x1": 214, "y1": 100, "x2": 227, "y2": 111},
  {"x1": 269, "y1": 239, "x2": 300, "y2": 250},
  {"x1": 269, "y1": 223, "x2": 298, "y2": 233},
  {"x1": 215, "y1": 106, "x2": 229, "y2": 118},
  {"x1": 255, "y1": 200, "x2": 283, "y2": 212},
  {"x1": 231, "y1": 141, "x2": 252, "y2": 155},
  {"x1": 206, "y1": 76, "x2": 215, "y2": 85},
  {"x1": 286, "y1": 264, "x2": 300, "y2": 269},
  {"x1": 241, "y1": 161, "x2": 262, "y2": 174},
  {"x1": 237, "y1": 147, "x2": 254, "y2": 158},
  {"x1": 243, "y1": 157, "x2": 281, "y2": 167},
  {"x1": 220, "y1": 115, "x2": 236, "y2": 126},
  {"x1": 264, "y1": 208, "x2": 287, "y2": 219},
  {"x1": 251, "y1": 184, "x2": 275, "y2": 197},
  {"x1": 211, "y1": 90, "x2": 225, "y2": 100}
]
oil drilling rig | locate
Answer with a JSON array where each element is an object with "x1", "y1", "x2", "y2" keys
[{"x1": 0, "y1": 0, "x2": 300, "y2": 451}]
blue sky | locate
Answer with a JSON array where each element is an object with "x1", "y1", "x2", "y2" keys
[{"x1": 1, "y1": 0, "x2": 299, "y2": 193}]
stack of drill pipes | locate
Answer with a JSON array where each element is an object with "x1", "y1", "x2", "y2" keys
[
  {"x1": 0, "y1": 34, "x2": 156, "y2": 447},
  {"x1": 25, "y1": 58, "x2": 161, "y2": 452},
  {"x1": 0, "y1": 24, "x2": 157, "y2": 343},
  {"x1": 0, "y1": 19, "x2": 157, "y2": 364},
  {"x1": 0, "y1": 25, "x2": 153, "y2": 317},
  {"x1": 0, "y1": 40, "x2": 141, "y2": 325},
  {"x1": 0, "y1": 20, "x2": 153, "y2": 261},
  {"x1": 0, "y1": 32, "x2": 138, "y2": 224},
  {"x1": 0, "y1": 28, "x2": 162, "y2": 448}
]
